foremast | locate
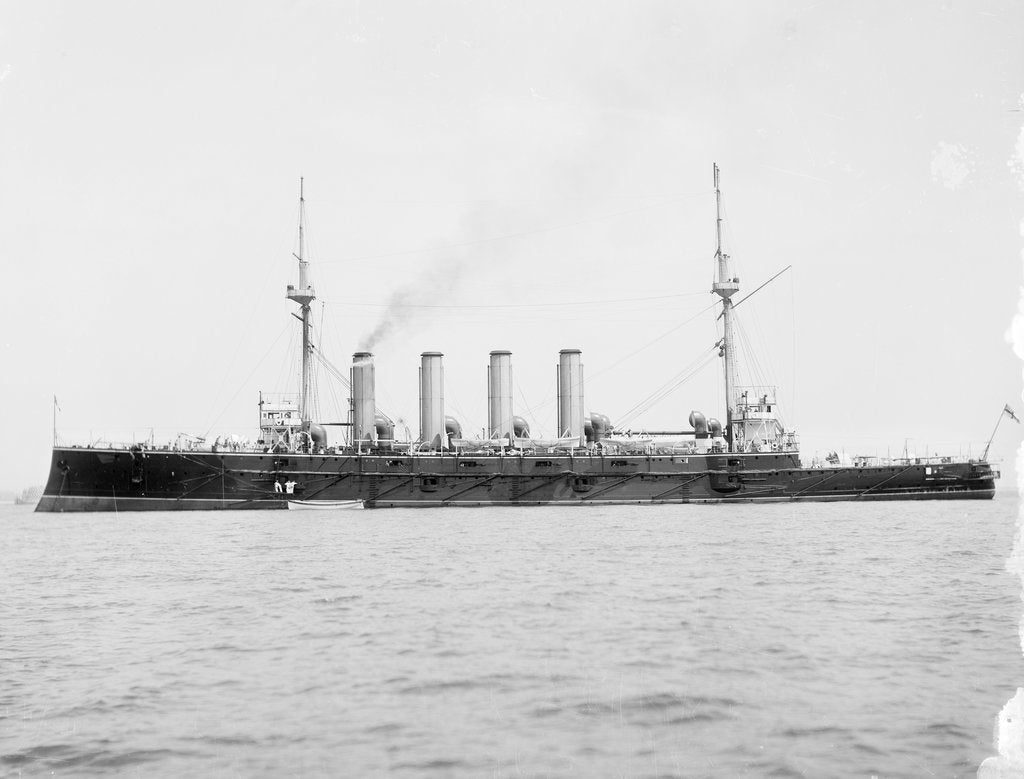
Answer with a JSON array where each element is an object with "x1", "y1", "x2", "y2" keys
[
  {"x1": 711, "y1": 163, "x2": 740, "y2": 452},
  {"x1": 286, "y1": 178, "x2": 315, "y2": 428}
]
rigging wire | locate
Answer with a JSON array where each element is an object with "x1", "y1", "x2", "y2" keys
[
  {"x1": 734, "y1": 315, "x2": 769, "y2": 389},
  {"x1": 321, "y1": 300, "x2": 374, "y2": 415},
  {"x1": 312, "y1": 347, "x2": 349, "y2": 389},
  {"x1": 202, "y1": 188, "x2": 736, "y2": 442},
  {"x1": 719, "y1": 195, "x2": 750, "y2": 290},
  {"x1": 587, "y1": 300, "x2": 720, "y2": 385},
  {"x1": 319, "y1": 291, "x2": 707, "y2": 310},
  {"x1": 719, "y1": 265, "x2": 793, "y2": 317},
  {"x1": 515, "y1": 380, "x2": 553, "y2": 439},
  {"x1": 733, "y1": 316, "x2": 789, "y2": 428},
  {"x1": 310, "y1": 348, "x2": 346, "y2": 430},
  {"x1": 791, "y1": 267, "x2": 798, "y2": 427},
  {"x1": 320, "y1": 364, "x2": 343, "y2": 424},
  {"x1": 237, "y1": 191, "x2": 748, "y2": 439},
  {"x1": 330, "y1": 190, "x2": 718, "y2": 206},
  {"x1": 445, "y1": 384, "x2": 478, "y2": 437},
  {"x1": 319, "y1": 191, "x2": 713, "y2": 265},
  {"x1": 457, "y1": 300, "x2": 722, "y2": 431},
  {"x1": 302, "y1": 292, "x2": 720, "y2": 436},
  {"x1": 614, "y1": 348, "x2": 719, "y2": 429},
  {"x1": 273, "y1": 323, "x2": 299, "y2": 397},
  {"x1": 200, "y1": 242, "x2": 292, "y2": 434},
  {"x1": 202, "y1": 321, "x2": 293, "y2": 440},
  {"x1": 312, "y1": 345, "x2": 397, "y2": 425}
]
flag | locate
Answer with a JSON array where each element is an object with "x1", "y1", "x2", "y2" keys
[
  {"x1": 1005, "y1": 404, "x2": 1020, "y2": 423},
  {"x1": 54, "y1": 395, "x2": 61, "y2": 412}
]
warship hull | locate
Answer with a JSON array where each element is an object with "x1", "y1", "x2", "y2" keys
[
  {"x1": 35, "y1": 447, "x2": 997, "y2": 512},
  {"x1": 35, "y1": 170, "x2": 1006, "y2": 512}
]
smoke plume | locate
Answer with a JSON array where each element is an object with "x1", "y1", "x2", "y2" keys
[{"x1": 359, "y1": 254, "x2": 470, "y2": 352}]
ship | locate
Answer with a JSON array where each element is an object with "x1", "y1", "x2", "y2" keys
[{"x1": 36, "y1": 167, "x2": 1001, "y2": 511}]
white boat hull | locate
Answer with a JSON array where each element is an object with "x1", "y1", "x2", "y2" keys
[{"x1": 287, "y1": 499, "x2": 364, "y2": 510}]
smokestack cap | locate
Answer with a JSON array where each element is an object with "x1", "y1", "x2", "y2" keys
[
  {"x1": 489, "y1": 350, "x2": 512, "y2": 356},
  {"x1": 559, "y1": 348, "x2": 582, "y2": 355},
  {"x1": 353, "y1": 351, "x2": 373, "y2": 359},
  {"x1": 421, "y1": 351, "x2": 444, "y2": 357}
]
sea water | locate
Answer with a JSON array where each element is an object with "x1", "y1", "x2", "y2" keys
[{"x1": 1, "y1": 497, "x2": 1020, "y2": 777}]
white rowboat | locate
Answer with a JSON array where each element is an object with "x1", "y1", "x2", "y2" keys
[{"x1": 287, "y1": 499, "x2": 364, "y2": 510}]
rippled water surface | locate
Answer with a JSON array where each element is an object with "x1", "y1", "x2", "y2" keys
[{"x1": 2, "y1": 497, "x2": 1021, "y2": 777}]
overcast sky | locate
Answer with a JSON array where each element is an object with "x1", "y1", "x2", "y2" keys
[{"x1": 2, "y1": 1, "x2": 1022, "y2": 492}]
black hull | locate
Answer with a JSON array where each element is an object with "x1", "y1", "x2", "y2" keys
[{"x1": 35, "y1": 447, "x2": 998, "y2": 512}]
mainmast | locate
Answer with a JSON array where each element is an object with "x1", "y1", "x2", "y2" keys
[
  {"x1": 286, "y1": 177, "x2": 315, "y2": 427},
  {"x1": 711, "y1": 164, "x2": 740, "y2": 452}
]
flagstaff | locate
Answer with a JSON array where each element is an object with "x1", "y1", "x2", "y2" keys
[{"x1": 982, "y1": 404, "x2": 1019, "y2": 461}]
